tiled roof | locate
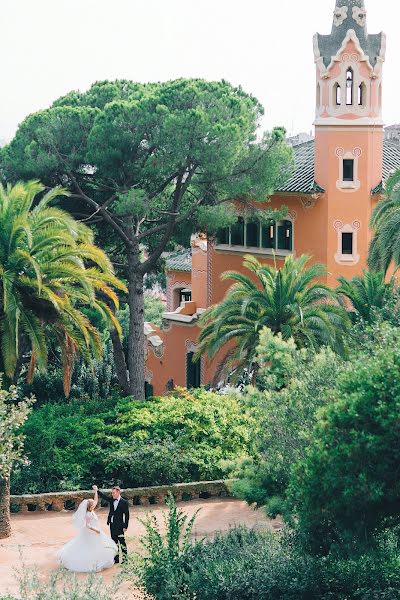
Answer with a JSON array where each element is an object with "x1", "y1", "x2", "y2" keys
[
  {"x1": 278, "y1": 139, "x2": 400, "y2": 196},
  {"x1": 165, "y1": 250, "x2": 192, "y2": 272},
  {"x1": 277, "y1": 140, "x2": 323, "y2": 194},
  {"x1": 382, "y1": 141, "x2": 400, "y2": 185}
]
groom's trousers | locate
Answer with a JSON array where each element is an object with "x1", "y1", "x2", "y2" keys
[{"x1": 110, "y1": 526, "x2": 127, "y2": 563}]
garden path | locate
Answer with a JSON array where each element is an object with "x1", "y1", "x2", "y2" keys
[{"x1": 0, "y1": 497, "x2": 280, "y2": 599}]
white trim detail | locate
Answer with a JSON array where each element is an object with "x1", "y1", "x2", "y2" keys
[
  {"x1": 314, "y1": 29, "x2": 386, "y2": 77},
  {"x1": 334, "y1": 220, "x2": 361, "y2": 265},
  {"x1": 333, "y1": 5, "x2": 348, "y2": 27},
  {"x1": 145, "y1": 368, "x2": 154, "y2": 384},
  {"x1": 336, "y1": 147, "x2": 362, "y2": 193},
  {"x1": 352, "y1": 6, "x2": 367, "y2": 28}
]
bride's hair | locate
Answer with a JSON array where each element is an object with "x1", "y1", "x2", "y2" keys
[{"x1": 87, "y1": 499, "x2": 95, "y2": 511}]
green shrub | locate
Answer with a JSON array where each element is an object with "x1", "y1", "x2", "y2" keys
[
  {"x1": 231, "y1": 338, "x2": 344, "y2": 508},
  {"x1": 289, "y1": 334, "x2": 400, "y2": 553},
  {"x1": 130, "y1": 500, "x2": 400, "y2": 600},
  {"x1": 104, "y1": 437, "x2": 193, "y2": 487},
  {"x1": 11, "y1": 388, "x2": 255, "y2": 493},
  {"x1": 128, "y1": 495, "x2": 198, "y2": 599}
]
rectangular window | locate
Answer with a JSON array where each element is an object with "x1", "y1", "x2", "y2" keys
[
  {"x1": 186, "y1": 352, "x2": 201, "y2": 389},
  {"x1": 216, "y1": 227, "x2": 229, "y2": 245},
  {"x1": 342, "y1": 232, "x2": 353, "y2": 255},
  {"x1": 261, "y1": 221, "x2": 275, "y2": 249},
  {"x1": 231, "y1": 217, "x2": 244, "y2": 246},
  {"x1": 246, "y1": 221, "x2": 260, "y2": 247},
  {"x1": 277, "y1": 221, "x2": 293, "y2": 251},
  {"x1": 343, "y1": 159, "x2": 354, "y2": 182}
]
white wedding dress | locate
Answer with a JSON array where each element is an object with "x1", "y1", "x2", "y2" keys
[{"x1": 58, "y1": 500, "x2": 118, "y2": 573}]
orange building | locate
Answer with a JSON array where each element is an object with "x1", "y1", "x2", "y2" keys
[{"x1": 145, "y1": 0, "x2": 400, "y2": 396}]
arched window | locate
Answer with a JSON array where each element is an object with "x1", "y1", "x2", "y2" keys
[
  {"x1": 334, "y1": 83, "x2": 341, "y2": 106},
  {"x1": 346, "y1": 68, "x2": 354, "y2": 105},
  {"x1": 358, "y1": 82, "x2": 366, "y2": 107}
]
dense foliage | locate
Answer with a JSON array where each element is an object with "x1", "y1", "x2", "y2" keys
[
  {"x1": 11, "y1": 388, "x2": 255, "y2": 494},
  {"x1": 1, "y1": 78, "x2": 292, "y2": 399},
  {"x1": 289, "y1": 328, "x2": 400, "y2": 553},
  {"x1": 130, "y1": 498, "x2": 400, "y2": 600},
  {"x1": 229, "y1": 327, "x2": 345, "y2": 513},
  {"x1": 198, "y1": 254, "x2": 349, "y2": 383},
  {"x1": 0, "y1": 181, "x2": 125, "y2": 395}
]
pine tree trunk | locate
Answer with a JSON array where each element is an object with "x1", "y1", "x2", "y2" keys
[
  {"x1": 0, "y1": 475, "x2": 11, "y2": 539},
  {"x1": 127, "y1": 249, "x2": 146, "y2": 401},
  {"x1": 110, "y1": 327, "x2": 130, "y2": 394}
]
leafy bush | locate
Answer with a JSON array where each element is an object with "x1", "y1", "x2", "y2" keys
[
  {"x1": 129, "y1": 499, "x2": 400, "y2": 600},
  {"x1": 104, "y1": 437, "x2": 193, "y2": 487},
  {"x1": 231, "y1": 329, "x2": 344, "y2": 513},
  {"x1": 289, "y1": 331, "x2": 400, "y2": 553},
  {"x1": 11, "y1": 388, "x2": 255, "y2": 494},
  {"x1": 129, "y1": 495, "x2": 198, "y2": 599}
]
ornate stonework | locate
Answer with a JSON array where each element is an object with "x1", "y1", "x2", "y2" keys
[
  {"x1": 185, "y1": 340, "x2": 197, "y2": 354},
  {"x1": 352, "y1": 5, "x2": 367, "y2": 27},
  {"x1": 333, "y1": 5, "x2": 348, "y2": 27},
  {"x1": 301, "y1": 198, "x2": 317, "y2": 211}
]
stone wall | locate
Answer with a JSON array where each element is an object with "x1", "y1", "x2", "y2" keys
[{"x1": 10, "y1": 480, "x2": 232, "y2": 513}]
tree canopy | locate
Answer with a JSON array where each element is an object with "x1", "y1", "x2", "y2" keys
[{"x1": 1, "y1": 79, "x2": 292, "y2": 399}]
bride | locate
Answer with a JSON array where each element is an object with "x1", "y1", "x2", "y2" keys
[{"x1": 58, "y1": 487, "x2": 118, "y2": 572}]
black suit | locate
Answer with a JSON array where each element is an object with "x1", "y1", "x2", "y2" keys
[{"x1": 98, "y1": 490, "x2": 130, "y2": 563}]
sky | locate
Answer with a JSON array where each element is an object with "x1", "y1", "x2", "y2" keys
[{"x1": 0, "y1": 0, "x2": 398, "y2": 143}]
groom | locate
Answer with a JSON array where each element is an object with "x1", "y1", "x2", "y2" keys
[{"x1": 93, "y1": 485, "x2": 130, "y2": 563}]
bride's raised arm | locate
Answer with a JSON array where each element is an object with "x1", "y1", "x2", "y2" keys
[{"x1": 92, "y1": 485, "x2": 99, "y2": 509}]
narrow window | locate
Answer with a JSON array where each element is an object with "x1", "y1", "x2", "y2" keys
[
  {"x1": 378, "y1": 84, "x2": 382, "y2": 109},
  {"x1": 261, "y1": 220, "x2": 275, "y2": 249},
  {"x1": 186, "y1": 352, "x2": 201, "y2": 389},
  {"x1": 346, "y1": 69, "x2": 354, "y2": 106},
  {"x1": 342, "y1": 232, "x2": 353, "y2": 255},
  {"x1": 231, "y1": 217, "x2": 244, "y2": 246},
  {"x1": 358, "y1": 82, "x2": 366, "y2": 107},
  {"x1": 316, "y1": 83, "x2": 321, "y2": 108},
  {"x1": 246, "y1": 221, "x2": 260, "y2": 247},
  {"x1": 334, "y1": 83, "x2": 341, "y2": 106},
  {"x1": 216, "y1": 227, "x2": 229, "y2": 245},
  {"x1": 343, "y1": 159, "x2": 354, "y2": 182},
  {"x1": 277, "y1": 220, "x2": 293, "y2": 251},
  {"x1": 145, "y1": 382, "x2": 154, "y2": 399}
]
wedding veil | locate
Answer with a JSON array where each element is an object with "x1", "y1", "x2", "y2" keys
[{"x1": 73, "y1": 499, "x2": 89, "y2": 530}]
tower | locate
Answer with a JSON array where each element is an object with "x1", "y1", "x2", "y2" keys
[{"x1": 313, "y1": 0, "x2": 386, "y2": 282}]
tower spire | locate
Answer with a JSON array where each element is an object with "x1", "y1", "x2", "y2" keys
[
  {"x1": 315, "y1": 0, "x2": 385, "y2": 72},
  {"x1": 332, "y1": 1, "x2": 367, "y2": 34}
]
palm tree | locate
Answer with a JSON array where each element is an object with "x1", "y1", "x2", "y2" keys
[
  {"x1": 0, "y1": 181, "x2": 127, "y2": 395},
  {"x1": 369, "y1": 170, "x2": 400, "y2": 273},
  {"x1": 337, "y1": 270, "x2": 394, "y2": 323},
  {"x1": 197, "y1": 254, "x2": 349, "y2": 382}
]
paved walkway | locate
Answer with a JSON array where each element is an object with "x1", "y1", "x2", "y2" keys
[{"x1": 0, "y1": 497, "x2": 279, "y2": 598}]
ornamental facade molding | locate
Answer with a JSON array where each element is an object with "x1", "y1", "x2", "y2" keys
[
  {"x1": 352, "y1": 6, "x2": 367, "y2": 27},
  {"x1": 333, "y1": 5, "x2": 348, "y2": 27}
]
